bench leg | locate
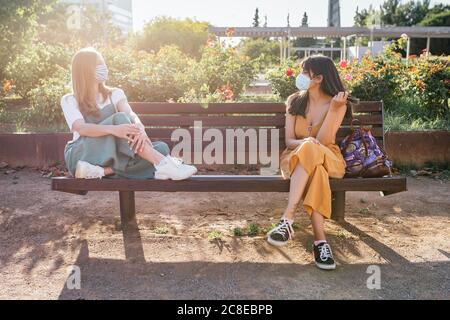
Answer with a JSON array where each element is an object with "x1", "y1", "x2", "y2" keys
[
  {"x1": 331, "y1": 191, "x2": 345, "y2": 222},
  {"x1": 119, "y1": 191, "x2": 135, "y2": 224}
]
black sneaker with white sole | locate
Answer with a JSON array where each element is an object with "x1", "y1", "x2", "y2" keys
[
  {"x1": 313, "y1": 242, "x2": 336, "y2": 270},
  {"x1": 267, "y1": 218, "x2": 294, "y2": 246}
]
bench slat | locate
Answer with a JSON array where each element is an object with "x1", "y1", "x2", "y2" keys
[
  {"x1": 131, "y1": 102, "x2": 286, "y2": 114},
  {"x1": 145, "y1": 127, "x2": 384, "y2": 139},
  {"x1": 145, "y1": 138, "x2": 384, "y2": 154},
  {"x1": 141, "y1": 115, "x2": 286, "y2": 127},
  {"x1": 52, "y1": 176, "x2": 406, "y2": 193},
  {"x1": 352, "y1": 101, "x2": 383, "y2": 113},
  {"x1": 140, "y1": 114, "x2": 382, "y2": 127},
  {"x1": 131, "y1": 102, "x2": 383, "y2": 115}
]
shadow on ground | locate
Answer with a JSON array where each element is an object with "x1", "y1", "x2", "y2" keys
[{"x1": 58, "y1": 218, "x2": 449, "y2": 300}]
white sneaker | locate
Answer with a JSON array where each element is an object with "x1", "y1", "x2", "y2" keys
[
  {"x1": 154, "y1": 156, "x2": 197, "y2": 180},
  {"x1": 75, "y1": 160, "x2": 105, "y2": 179}
]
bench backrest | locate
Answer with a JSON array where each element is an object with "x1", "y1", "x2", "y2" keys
[{"x1": 130, "y1": 101, "x2": 385, "y2": 165}]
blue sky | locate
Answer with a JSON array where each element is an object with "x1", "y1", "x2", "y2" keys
[{"x1": 132, "y1": 0, "x2": 449, "y2": 31}]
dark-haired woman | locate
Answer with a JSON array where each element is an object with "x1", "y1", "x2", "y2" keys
[{"x1": 267, "y1": 55, "x2": 358, "y2": 270}]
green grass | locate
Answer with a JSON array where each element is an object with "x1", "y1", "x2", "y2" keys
[
  {"x1": 246, "y1": 223, "x2": 260, "y2": 236},
  {"x1": 384, "y1": 97, "x2": 449, "y2": 131},
  {"x1": 238, "y1": 94, "x2": 281, "y2": 103},
  {"x1": 233, "y1": 221, "x2": 300, "y2": 237},
  {"x1": 153, "y1": 227, "x2": 169, "y2": 235},
  {"x1": 232, "y1": 227, "x2": 244, "y2": 237},
  {"x1": 385, "y1": 112, "x2": 449, "y2": 131},
  {"x1": 208, "y1": 230, "x2": 223, "y2": 240}
]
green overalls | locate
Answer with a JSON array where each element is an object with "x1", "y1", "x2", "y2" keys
[{"x1": 64, "y1": 96, "x2": 170, "y2": 179}]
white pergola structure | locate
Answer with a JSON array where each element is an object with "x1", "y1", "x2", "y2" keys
[{"x1": 209, "y1": 26, "x2": 450, "y2": 62}]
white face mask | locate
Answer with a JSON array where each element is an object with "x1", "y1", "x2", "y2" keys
[
  {"x1": 95, "y1": 64, "x2": 109, "y2": 82},
  {"x1": 295, "y1": 73, "x2": 311, "y2": 91}
]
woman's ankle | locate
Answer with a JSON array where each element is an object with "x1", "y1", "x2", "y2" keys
[
  {"x1": 282, "y1": 209, "x2": 296, "y2": 222},
  {"x1": 103, "y1": 167, "x2": 114, "y2": 176}
]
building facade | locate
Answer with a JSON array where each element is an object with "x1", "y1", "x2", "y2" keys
[{"x1": 61, "y1": 0, "x2": 133, "y2": 34}]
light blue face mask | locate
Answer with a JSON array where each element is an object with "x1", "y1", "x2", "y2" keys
[
  {"x1": 295, "y1": 73, "x2": 311, "y2": 91},
  {"x1": 95, "y1": 64, "x2": 109, "y2": 82}
]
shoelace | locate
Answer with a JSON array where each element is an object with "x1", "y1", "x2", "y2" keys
[
  {"x1": 270, "y1": 219, "x2": 294, "y2": 239},
  {"x1": 319, "y1": 243, "x2": 333, "y2": 261},
  {"x1": 169, "y1": 156, "x2": 184, "y2": 166}
]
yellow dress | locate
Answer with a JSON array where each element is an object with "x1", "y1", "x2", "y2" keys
[{"x1": 279, "y1": 112, "x2": 346, "y2": 219}]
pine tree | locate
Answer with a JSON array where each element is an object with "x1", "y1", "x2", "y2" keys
[{"x1": 252, "y1": 8, "x2": 260, "y2": 27}]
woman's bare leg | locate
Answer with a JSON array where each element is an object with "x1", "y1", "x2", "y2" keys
[
  {"x1": 134, "y1": 140, "x2": 165, "y2": 165},
  {"x1": 103, "y1": 167, "x2": 114, "y2": 176},
  {"x1": 311, "y1": 211, "x2": 326, "y2": 241},
  {"x1": 100, "y1": 142, "x2": 165, "y2": 176},
  {"x1": 283, "y1": 162, "x2": 310, "y2": 221}
]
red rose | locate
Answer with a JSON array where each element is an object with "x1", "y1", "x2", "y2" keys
[
  {"x1": 339, "y1": 60, "x2": 348, "y2": 69},
  {"x1": 285, "y1": 68, "x2": 294, "y2": 77}
]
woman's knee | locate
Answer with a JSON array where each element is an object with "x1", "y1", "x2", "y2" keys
[
  {"x1": 299, "y1": 140, "x2": 317, "y2": 153},
  {"x1": 112, "y1": 112, "x2": 131, "y2": 125}
]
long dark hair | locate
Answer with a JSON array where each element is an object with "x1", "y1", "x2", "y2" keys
[{"x1": 286, "y1": 55, "x2": 358, "y2": 119}]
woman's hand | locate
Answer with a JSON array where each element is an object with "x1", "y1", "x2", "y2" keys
[
  {"x1": 129, "y1": 124, "x2": 152, "y2": 153},
  {"x1": 112, "y1": 124, "x2": 141, "y2": 141},
  {"x1": 330, "y1": 91, "x2": 349, "y2": 110},
  {"x1": 129, "y1": 131, "x2": 152, "y2": 153}
]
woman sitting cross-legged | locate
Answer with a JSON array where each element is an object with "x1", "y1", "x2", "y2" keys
[
  {"x1": 267, "y1": 55, "x2": 358, "y2": 270},
  {"x1": 61, "y1": 47, "x2": 197, "y2": 180}
]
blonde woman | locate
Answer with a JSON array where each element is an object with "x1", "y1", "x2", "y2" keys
[
  {"x1": 267, "y1": 55, "x2": 358, "y2": 270},
  {"x1": 61, "y1": 47, "x2": 197, "y2": 180}
]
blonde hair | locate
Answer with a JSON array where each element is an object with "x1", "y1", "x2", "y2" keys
[{"x1": 71, "y1": 47, "x2": 113, "y2": 118}]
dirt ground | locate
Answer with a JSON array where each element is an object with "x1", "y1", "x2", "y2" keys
[{"x1": 0, "y1": 167, "x2": 449, "y2": 300}]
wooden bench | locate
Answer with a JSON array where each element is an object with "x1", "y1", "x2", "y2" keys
[{"x1": 52, "y1": 101, "x2": 407, "y2": 223}]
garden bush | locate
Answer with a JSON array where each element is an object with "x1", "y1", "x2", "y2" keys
[
  {"x1": 185, "y1": 42, "x2": 258, "y2": 99},
  {"x1": 266, "y1": 38, "x2": 449, "y2": 127},
  {"x1": 104, "y1": 45, "x2": 192, "y2": 102},
  {"x1": 265, "y1": 59, "x2": 300, "y2": 100},
  {"x1": 5, "y1": 42, "x2": 71, "y2": 98},
  {"x1": 24, "y1": 67, "x2": 71, "y2": 127}
]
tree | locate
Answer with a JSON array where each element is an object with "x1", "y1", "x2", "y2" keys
[
  {"x1": 0, "y1": 0, "x2": 55, "y2": 80},
  {"x1": 253, "y1": 8, "x2": 260, "y2": 27},
  {"x1": 134, "y1": 17, "x2": 209, "y2": 58},
  {"x1": 379, "y1": 0, "x2": 401, "y2": 25},
  {"x1": 417, "y1": 8, "x2": 450, "y2": 55},
  {"x1": 238, "y1": 38, "x2": 280, "y2": 70},
  {"x1": 353, "y1": 0, "x2": 449, "y2": 55},
  {"x1": 355, "y1": 0, "x2": 434, "y2": 27}
]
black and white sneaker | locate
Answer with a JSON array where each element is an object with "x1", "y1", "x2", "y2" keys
[
  {"x1": 266, "y1": 218, "x2": 294, "y2": 246},
  {"x1": 313, "y1": 242, "x2": 336, "y2": 270}
]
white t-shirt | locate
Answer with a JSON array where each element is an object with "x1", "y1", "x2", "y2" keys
[{"x1": 61, "y1": 88, "x2": 127, "y2": 141}]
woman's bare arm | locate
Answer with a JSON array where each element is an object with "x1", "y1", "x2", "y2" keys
[
  {"x1": 72, "y1": 119, "x2": 115, "y2": 137},
  {"x1": 72, "y1": 119, "x2": 140, "y2": 139},
  {"x1": 116, "y1": 98, "x2": 145, "y2": 131},
  {"x1": 285, "y1": 113, "x2": 307, "y2": 149}
]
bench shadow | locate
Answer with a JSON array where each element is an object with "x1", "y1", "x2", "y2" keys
[{"x1": 58, "y1": 217, "x2": 449, "y2": 300}]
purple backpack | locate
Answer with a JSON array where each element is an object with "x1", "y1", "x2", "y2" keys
[{"x1": 340, "y1": 120, "x2": 392, "y2": 178}]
